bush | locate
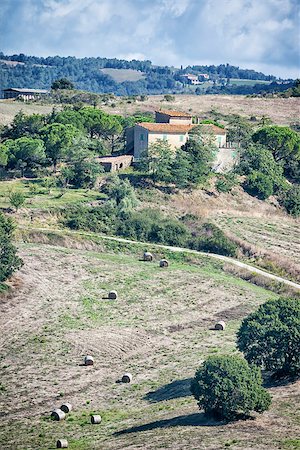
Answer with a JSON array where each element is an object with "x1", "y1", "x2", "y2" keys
[
  {"x1": 0, "y1": 212, "x2": 23, "y2": 283},
  {"x1": 9, "y1": 191, "x2": 25, "y2": 211},
  {"x1": 279, "y1": 185, "x2": 300, "y2": 217},
  {"x1": 237, "y1": 298, "x2": 300, "y2": 376},
  {"x1": 244, "y1": 171, "x2": 274, "y2": 199},
  {"x1": 216, "y1": 174, "x2": 237, "y2": 193},
  {"x1": 190, "y1": 223, "x2": 237, "y2": 257},
  {"x1": 62, "y1": 203, "x2": 116, "y2": 234},
  {"x1": 191, "y1": 355, "x2": 271, "y2": 421},
  {"x1": 163, "y1": 94, "x2": 175, "y2": 102}
]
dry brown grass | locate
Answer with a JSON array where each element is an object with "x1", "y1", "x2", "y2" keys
[{"x1": 0, "y1": 241, "x2": 298, "y2": 449}]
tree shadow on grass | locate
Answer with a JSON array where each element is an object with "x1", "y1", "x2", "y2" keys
[
  {"x1": 114, "y1": 412, "x2": 222, "y2": 436},
  {"x1": 144, "y1": 378, "x2": 192, "y2": 403}
]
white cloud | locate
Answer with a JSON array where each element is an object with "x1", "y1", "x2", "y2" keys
[{"x1": 0, "y1": 0, "x2": 299, "y2": 78}]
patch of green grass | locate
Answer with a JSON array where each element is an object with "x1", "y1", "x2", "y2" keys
[{"x1": 281, "y1": 439, "x2": 300, "y2": 449}]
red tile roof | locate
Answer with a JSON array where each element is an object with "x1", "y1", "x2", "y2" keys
[
  {"x1": 137, "y1": 122, "x2": 195, "y2": 133},
  {"x1": 155, "y1": 110, "x2": 192, "y2": 118},
  {"x1": 137, "y1": 123, "x2": 226, "y2": 135}
]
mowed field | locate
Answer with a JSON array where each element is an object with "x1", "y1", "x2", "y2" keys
[
  {"x1": 0, "y1": 240, "x2": 299, "y2": 450},
  {"x1": 1, "y1": 95, "x2": 299, "y2": 126}
]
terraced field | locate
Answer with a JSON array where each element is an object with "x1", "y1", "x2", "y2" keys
[
  {"x1": 215, "y1": 216, "x2": 300, "y2": 265},
  {"x1": 0, "y1": 240, "x2": 299, "y2": 449}
]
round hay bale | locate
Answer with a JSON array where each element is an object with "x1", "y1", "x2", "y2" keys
[
  {"x1": 84, "y1": 355, "x2": 94, "y2": 366},
  {"x1": 60, "y1": 403, "x2": 72, "y2": 414},
  {"x1": 215, "y1": 321, "x2": 226, "y2": 331},
  {"x1": 159, "y1": 259, "x2": 169, "y2": 268},
  {"x1": 143, "y1": 252, "x2": 153, "y2": 262},
  {"x1": 51, "y1": 409, "x2": 66, "y2": 421},
  {"x1": 56, "y1": 439, "x2": 68, "y2": 448},
  {"x1": 121, "y1": 372, "x2": 133, "y2": 383},
  {"x1": 91, "y1": 414, "x2": 102, "y2": 424},
  {"x1": 108, "y1": 290, "x2": 118, "y2": 300}
]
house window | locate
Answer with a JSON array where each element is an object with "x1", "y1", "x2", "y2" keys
[
  {"x1": 179, "y1": 135, "x2": 184, "y2": 142},
  {"x1": 140, "y1": 134, "x2": 144, "y2": 141}
]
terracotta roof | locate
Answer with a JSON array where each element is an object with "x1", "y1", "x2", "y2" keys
[
  {"x1": 137, "y1": 122, "x2": 195, "y2": 133},
  {"x1": 155, "y1": 110, "x2": 192, "y2": 118},
  {"x1": 201, "y1": 124, "x2": 226, "y2": 135},
  {"x1": 137, "y1": 122, "x2": 226, "y2": 135}
]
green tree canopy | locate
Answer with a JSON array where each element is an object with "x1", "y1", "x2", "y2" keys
[
  {"x1": 41, "y1": 123, "x2": 80, "y2": 171},
  {"x1": 237, "y1": 298, "x2": 300, "y2": 376},
  {"x1": 252, "y1": 126, "x2": 300, "y2": 162},
  {"x1": 4, "y1": 137, "x2": 46, "y2": 175},
  {"x1": 0, "y1": 212, "x2": 23, "y2": 283},
  {"x1": 51, "y1": 78, "x2": 75, "y2": 90},
  {"x1": 2, "y1": 111, "x2": 46, "y2": 140},
  {"x1": 191, "y1": 355, "x2": 271, "y2": 420}
]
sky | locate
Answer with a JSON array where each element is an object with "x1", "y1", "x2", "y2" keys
[{"x1": 0, "y1": 0, "x2": 299, "y2": 78}]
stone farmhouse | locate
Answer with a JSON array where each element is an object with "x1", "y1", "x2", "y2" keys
[{"x1": 130, "y1": 110, "x2": 227, "y2": 161}]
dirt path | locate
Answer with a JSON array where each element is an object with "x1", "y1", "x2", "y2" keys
[{"x1": 18, "y1": 226, "x2": 300, "y2": 291}]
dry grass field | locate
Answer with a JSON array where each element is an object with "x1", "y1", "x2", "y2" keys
[
  {"x1": 0, "y1": 239, "x2": 299, "y2": 450},
  {"x1": 110, "y1": 95, "x2": 300, "y2": 126},
  {"x1": 1, "y1": 95, "x2": 299, "y2": 126}
]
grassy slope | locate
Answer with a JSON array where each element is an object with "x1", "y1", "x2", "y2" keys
[
  {"x1": 100, "y1": 68, "x2": 145, "y2": 83},
  {"x1": 0, "y1": 240, "x2": 299, "y2": 450}
]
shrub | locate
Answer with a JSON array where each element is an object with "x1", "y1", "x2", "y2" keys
[
  {"x1": 0, "y1": 212, "x2": 23, "y2": 283},
  {"x1": 215, "y1": 173, "x2": 237, "y2": 193},
  {"x1": 237, "y1": 298, "x2": 300, "y2": 376},
  {"x1": 9, "y1": 191, "x2": 25, "y2": 211},
  {"x1": 190, "y1": 223, "x2": 237, "y2": 257},
  {"x1": 62, "y1": 203, "x2": 116, "y2": 234},
  {"x1": 279, "y1": 185, "x2": 300, "y2": 217},
  {"x1": 244, "y1": 171, "x2": 274, "y2": 199},
  {"x1": 191, "y1": 355, "x2": 271, "y2": 421},
  {"x1": 163, "y1": 94, "x2": 175, "y2": 102}
]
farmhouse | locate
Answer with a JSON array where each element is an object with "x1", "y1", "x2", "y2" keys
[
  {"x1": 181, "y1": 74, "x2": 201, "y2": 85},
  {"x1": 131, "y1": 110, "x2": 227, "y2": 160},
  {"x1": 2, "y1": 88, "x2": 49, "y2": 100}
]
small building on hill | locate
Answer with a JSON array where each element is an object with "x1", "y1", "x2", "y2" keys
[
  {"x1": 2, "y1": 88, "x2": 49, "y2": 100},
  {"x1": 155, "y1": 110, "x2": 193, "y2": 125},
  {"x1": 95, "y1": 154, "x2": 133, "y2": 172}
]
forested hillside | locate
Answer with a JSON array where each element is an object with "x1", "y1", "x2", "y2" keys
[{"x1": 0, "y1": 52, "x2": 294, "y2": 96}]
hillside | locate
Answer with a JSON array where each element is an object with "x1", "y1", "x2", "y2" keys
[
  {"x1": 0, "y1": 234, "x2": 299, "y2": 450},
  {"x1": 0, "y1": 52, "x2": 292, "y2": 96},
  {"x1": 0, "y1": 95, "x2": 299, "y2": 126}
]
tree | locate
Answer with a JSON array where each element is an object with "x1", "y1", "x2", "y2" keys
[
  {"x1": 238, "y1": 144, "x2": 285, "y2": 192},
  {"x1": 237, "y1": 298, "x2": 300, "y2": 376},
  {"x1": 191, "y1": 355, "x2": 271, "y2": 421},
  {"x1": 227, "y1": 115, "x2": 253, "y2": 147},
  {"x1": 0, "y1": 144, "x2": 8, "y2": 167},
  {"x1": 279, "y1": 185, "x2": 300, "y2": 217},
  {"x1": 8, "y1": 191, "x2": 25, "y2": 211},
  {"x1": 4, "y1": 137, "x2": 46, "y2": 176},
  {"x1": 1, "y1": 111, "x2": 46, "y2": 140},
  {"x1": 137, "y1": 140, "x2": 173, "y2": 182},
  {"x1": 51, "y1": 78, "x2": 75, "y2": 90},
  {"x1": 41, "y1": 123, "x2": 80, "y2": 172},
  {"x1": 170, "y1": 147, "x2": 192, "y2": 188},
  {"x1": 101, "y1": 176, "x2": 138, "y2": 212},
  {"x1": 0, "y1": 212, "x2": 23, "y2": 283},
  {"x1": 252, "y1": 126, "x2": 300, "y2": 163},
  {"x1": 244, "y1": 171, "x2": 274, "y2": 200},
  {"x1": 180, "y1": 126, "x2": 216, "y2": 186}
]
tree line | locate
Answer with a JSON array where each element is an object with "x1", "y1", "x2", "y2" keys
[{"x1": 0, "y1": 52, "x2": 289, "y2": 96}]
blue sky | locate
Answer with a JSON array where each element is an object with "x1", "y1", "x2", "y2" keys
[{"x1": 0, "y1": 0, "x2": 299, "y2": 78}]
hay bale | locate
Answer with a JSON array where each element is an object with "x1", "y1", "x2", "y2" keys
[
  {"x1": 108, "y1": 290, "x2": 118, "y2": 300},
  {"x1": 143, "y1": 252, "x2": 153, "y2": 262},
  {"x1": 215, "y1": 321, "x2": 226, "y2": 330},
  {"x1": 51, "y1": 409, "x2": 66, "y2": 421},
  {"x1": 159, "y1": 259, "x2": 169, "y2": 268},
  {"x1": 91, "y1": 414, "x2": 102, "y2": 424},
  {"x1": 84, "y1": 355, "x2": 94, "y2": 366},
  {"x1": 121, "y1": 372, "x2": 133, "y2": 383},
  {"x1": 56, "y1": 439, "x2": 68, "y2": 448},
  {"x1": 60, "y1": 403, "x2": 72, "y2": 414}
]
